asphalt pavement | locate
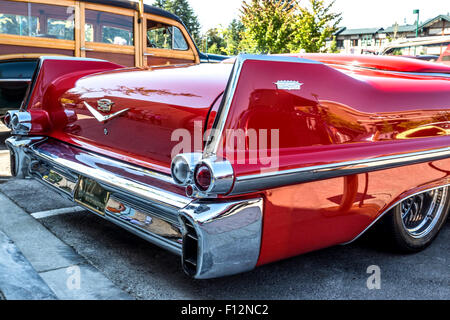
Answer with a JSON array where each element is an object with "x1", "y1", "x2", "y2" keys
[{"x1": 0, "y1": 124, "x2": 448, "y2": 300}]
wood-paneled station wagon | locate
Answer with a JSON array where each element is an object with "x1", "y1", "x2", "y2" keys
[
  {"x1": 0, "y1": 0, "x2": 224, "y2": 115},
  {"x1": 3, "y1": 52, "x2": 450, "y2": 279}
]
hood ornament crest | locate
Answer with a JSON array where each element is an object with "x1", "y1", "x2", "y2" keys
[
  {"x1": 274, "y1": 80, "x2": 303, "y2": 91},
  {"x1": 97, "y1": 99, "x2": 114, "y2": 112},
  {"x1": 84, "y1": 101, "x2": 129, "y2": 123}
]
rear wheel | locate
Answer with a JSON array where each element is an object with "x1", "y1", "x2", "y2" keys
[{"x1": 383, "y1": 187, "x2": 450, "y2": 252}]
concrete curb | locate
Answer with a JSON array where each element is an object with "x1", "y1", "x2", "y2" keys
[
  {"x1": 0, "y1": 231, "x2": 57, "y2": 300},
  {"x1": 0, "y1": 192, "x2": 133, "y2": 300}
]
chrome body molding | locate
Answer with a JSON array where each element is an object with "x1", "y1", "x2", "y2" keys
[
  {"x1": 6, "y1": 135, "x2": 263, "y2": 279},
  {"x1": 0, "y1": 78, "x2": 32, "y2": 83},
  {"x1": 230, "y1": 147, "x2": 450, "y2": 195}
]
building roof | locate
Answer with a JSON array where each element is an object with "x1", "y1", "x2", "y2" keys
[
  {"x1": 420, "y1": 14, "x2": 450, "y2": 29},
  {"x1": 383, "y1": 24, "x2": 416, "y2": 33},
  {"x1": 338, "y1": 27, "x2": 383, "y2": 36},
  {"x1": 335, "y1": 14, "x2": 450, "y2": 38},
  {"x1": 333, "y1": 27, "x2": 347, "y2": 36}
]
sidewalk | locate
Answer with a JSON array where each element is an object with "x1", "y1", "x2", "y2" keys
[
  {"x1": 0, "y1": 192, "x2": 133, "y2": 300},
  {"x1": 0, "y1": 230, "x2": 57, "y2": 300}
]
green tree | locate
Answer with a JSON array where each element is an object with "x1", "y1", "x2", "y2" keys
[
  {"x1": 290, "y1": 0, "x2": 342, "y2": 53},
  {"x1": 328, "y1": 36, "x2": 339, "y2": 53},
  {"x1": 239, "y1": 0, "x2": 300, "y2": 54},
  {"x1": 222, "y1": 19, "x2": 244, "y2": 56},
  {"x1": 202, "y1": 28, "x2": 226, "y2": 54},
  {"x1": 153, "y1": 0, "x2": 201, "y2": 44}
]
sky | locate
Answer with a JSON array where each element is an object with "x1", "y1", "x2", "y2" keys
[{"x1": 144, "y1": 0, "x2": 450, "y2": 33}]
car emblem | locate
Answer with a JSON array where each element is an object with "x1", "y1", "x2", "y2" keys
[
  {"x1": 84, "y1": 101, "x2": 129, "y2": 123},
  {"x1": 97, "y1": 99, "x2": 114, "y2": 112},
  {"x1": 274, "y1": 81, "x2": 303, "y2": 91}
]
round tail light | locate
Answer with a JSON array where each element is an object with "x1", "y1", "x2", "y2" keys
[
  {"x1": 194, "y1": 164, "x2": 212, "y2": 191},
  {"x1": 2, "y1": 113, "x2": 11, "y2": 128},
  {"x1": 171, "y1": 158, "x2": 190, "y2": 185}
]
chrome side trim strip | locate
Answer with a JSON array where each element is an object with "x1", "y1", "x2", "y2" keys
[
  {"x1": 231, "y1": 147, "x2": 450, "y2": 195},
  {"x1": 0, "y1": 79, "x2": 32, "y2": 82},
  {"x1": 342, "y1": 183, "x2": 450, "y2": 245},
  {"x1": 203, "y1": 54, "x2": 321, "y2": 157}
]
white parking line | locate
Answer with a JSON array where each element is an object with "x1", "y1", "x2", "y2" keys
[{"x1": 31, "y1": 206, "x2": 86, "y2": 219}]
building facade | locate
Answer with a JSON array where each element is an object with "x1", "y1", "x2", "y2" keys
[{"x1": 331, "y1": 14, "x2": 450, "y2": 55}]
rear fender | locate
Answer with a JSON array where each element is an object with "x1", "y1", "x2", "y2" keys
[{"x1": 203, "y1": 54, "x2": 450, "y2": 195}]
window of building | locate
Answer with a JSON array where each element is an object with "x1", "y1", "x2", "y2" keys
[
  {"x1": 0, "y1": 0, "x2": 74, "y2": 40},
  {"x1": 351, "y1": 39, "x2": 359, "y2": 47},
  {"x1": 147, "y1": 20, "x2": 188, "y2": 51},
  {"x1": 85, "y1": 10, "x2": 134, "y2": 46},
  {"x1": 361, "y1": 35, "x2": 373, "y2": 46}
]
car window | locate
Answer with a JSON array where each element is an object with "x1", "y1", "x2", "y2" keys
[
  {"x1": 147, "y1": 21, "x2": 188, "y2": 51},
  {"x1": 85, "y1": 10, "x2": 134, "y2": 46},
  {"x1": 0, "y1": 0, "x2": 74, "y2": 40}
]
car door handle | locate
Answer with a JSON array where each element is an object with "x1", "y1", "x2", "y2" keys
[{"x1": 81, "y1": 47, "x2": 94, "y2": 51}]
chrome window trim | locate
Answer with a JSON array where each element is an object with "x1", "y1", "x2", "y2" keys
[{"x1": 231, "y1": 146, "x2": 450, "y2": 195}]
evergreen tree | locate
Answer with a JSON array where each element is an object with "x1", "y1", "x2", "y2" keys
[
  {"x1": 152, "y1": 0, "x2": 201, "y2": 44},
  {"x1": 203, "y1": 28, "x2": 226, "y2": 54},
  {"x1": 222, "y1": 19, "x2": 244, "y2": 56}
]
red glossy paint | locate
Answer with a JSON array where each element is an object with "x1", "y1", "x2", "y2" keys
[
  {"x1": 256, "y1": 158, "x2": 450, "y2": 265},
  {"x1": 209, "y1": 57, "x2": 450, "y2": 265},
  {"x1": 215, "y1": 58, "x2": 450, "y2": 178},
  {"x1": 292, "y1": 53, "x2": 450, "y2": 73},
  {"x1": 51, "y1": 63, "x2": 232, "y2": 170},
  {"x1": 25, "y1": 55, "x2": 450, "y2": 268}
]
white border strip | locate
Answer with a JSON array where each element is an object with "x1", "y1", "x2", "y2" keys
[{"x1": 31, "y1": 206, "x2": 86, "y2": 219}]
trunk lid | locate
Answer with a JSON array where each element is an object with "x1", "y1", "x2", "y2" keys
[{"x1": 54, "y1": 63, "x2": 232, "y2": 171}]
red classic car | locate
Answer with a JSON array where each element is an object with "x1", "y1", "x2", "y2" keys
[{"x1": 3, "y1": 53, "x2": 450, "y2": 279}]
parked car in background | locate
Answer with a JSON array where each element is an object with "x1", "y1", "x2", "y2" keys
[
  {"x1": 438, "y1": 44, "x2": 450, "y2": 65},
  {"x1": 0, "y1": 0, "x2": 227, "y2": 115},
  {"x1": 382, "y1": 35, "x2": 450, "y2": 57},
  {"x1": 3, "y1": 53, "x2": 450, "y2": 278},
  {"x1": 401, "y1": 55, "x2": 440, "y2": 62}
]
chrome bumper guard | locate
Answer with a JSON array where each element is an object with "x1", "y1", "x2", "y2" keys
[{"x1": 6, "y1": 136, "x2": 263, "y2": 279}]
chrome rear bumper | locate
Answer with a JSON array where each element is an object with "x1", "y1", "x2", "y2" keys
[{"x1": 6, "y1": 136, "x2": 263, "y2": 279}]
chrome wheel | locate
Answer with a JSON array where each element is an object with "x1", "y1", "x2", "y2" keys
[{"x1": 400, "y1": 187, "x2": 448, "y2": 239}]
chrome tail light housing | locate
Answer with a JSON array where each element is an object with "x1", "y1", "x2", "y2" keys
[{"x1": 171, "y1": 153, "x2": 234, "y2": 198}]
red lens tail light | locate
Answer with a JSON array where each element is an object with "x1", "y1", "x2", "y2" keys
[{"x1": 195, "y1": 164, "x2": 212, "y2": 191}]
